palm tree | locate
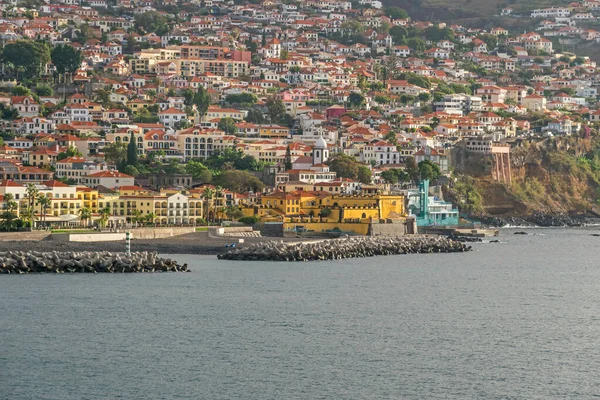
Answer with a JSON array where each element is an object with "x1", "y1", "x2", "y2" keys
[
  {"x1": 131, "y1": 209, "x2": 143, "y2": 225},
  {"x1": 78, "y1": 207, "x2": 92, "y2": 227},
  {"x1": 20, "y1": 208, "x2": 38, "y2": 231},
  {"x1": 201, "y1": 187, "x2": 214, "y2": 225},
  {"x1": 146, "y1": 212, "x2": 156, "y2": 226},
  {"x1": 37, "y1": 194, "x2": 51, "y2": 227},
  {"x1": 214, "y1": 186, "x2": 224, "y2": 223},
  {"x1": 3, "y1": 193, "x2": 18, "y2": 212},
  {"x1": 0, "y1": 210, "x2": 18, "y2": 232},
  {"x1": 25, "y1": 183, "x2": 39, "y2": 231},
  {"x1": 99, "y1": 206, "x2": 111, "y2": 228}
]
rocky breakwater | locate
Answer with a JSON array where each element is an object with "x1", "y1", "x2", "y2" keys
[
  {"x1": 217, "y1": 236, "x2": 471, "y2": 262},
  {"x1": 0, "y1": 251, "x2": 188, "y2": 274}
]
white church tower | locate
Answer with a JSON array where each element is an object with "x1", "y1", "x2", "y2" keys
[{"x1": 312, "y1": 136, "x2": 329, "y2": 165}]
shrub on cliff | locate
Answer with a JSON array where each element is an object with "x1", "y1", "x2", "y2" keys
[{"x1": 238, "y1": 216, "x2": 259, "y2": 225}]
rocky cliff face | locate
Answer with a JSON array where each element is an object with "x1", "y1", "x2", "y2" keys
[{"x1": 447, "y1": 135, "x2": 600, "y2": 225}]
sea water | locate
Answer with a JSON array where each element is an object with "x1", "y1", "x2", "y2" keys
[{"x1": 2, "y1": 228, "x2": 600, "y2": 399}]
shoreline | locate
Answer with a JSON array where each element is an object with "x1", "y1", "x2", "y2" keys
[
  {"x1": 1, "y1": 226, "x2": 597, "y2": 256},
  {"x1": 0, "y1": 231, "x2": 312, "y2": 255},
  {"x1": 0, "y1": 232, "x2": 462, "y2": 256}
]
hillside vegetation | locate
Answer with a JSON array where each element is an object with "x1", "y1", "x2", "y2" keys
[
  {"x1": 446, "y1": 134, "x2": 600, "y2": 217},
  {"x1": 383, "y1": 0, "x2": 569, "y2": 20}
]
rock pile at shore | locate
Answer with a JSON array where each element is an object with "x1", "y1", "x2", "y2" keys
[
  {"x1": 478, "y1": 212, "x2": 587, "y2": 227},
  {"x1": 217, "y1": 236, "x2": 471, "y2": 261},
  {"x1": 0, "y1": 251, "x2": 187, "y2": 274}
]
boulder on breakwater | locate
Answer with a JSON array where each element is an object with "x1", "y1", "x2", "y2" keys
[
  {"x1": 217, "y1": 236, "x2": 471, "y2": 262},
  {"x1": 0, "y1": 251, "x2": 187, "y2": 274}
]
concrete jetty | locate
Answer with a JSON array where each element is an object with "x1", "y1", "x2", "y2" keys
[
  {"x1": 217, "y1": 235, "x2": 471, "y2": 261},
  {"x1": 0, "y1": 251, "x2": 187, "y2": 274}
]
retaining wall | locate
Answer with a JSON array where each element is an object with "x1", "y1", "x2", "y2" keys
[
  {"x1": 129, "y1": 227, "x2": 195, "y2": 239},
  {"x1": 0, "y1": 231, "x2": 53, "y2": 241},
  {"x1": 52, "y1": 233, "x2": 127, "y2": 242},
  {"x1": 50, "y1": 227, "x2": 196, "y2": 242}
]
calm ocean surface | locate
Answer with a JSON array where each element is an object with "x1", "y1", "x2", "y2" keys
[{"x1": 2, "y1": 228, "x2": 600, "y2": 399}]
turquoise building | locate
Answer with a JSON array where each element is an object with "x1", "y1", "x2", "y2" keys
[{"x1": 407, "y1": 180, "x2": 459, "y2": 227}]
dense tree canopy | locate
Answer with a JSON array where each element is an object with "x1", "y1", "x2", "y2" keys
[
  {"x1": 205, "y1": 148, "x2": 262, "y2": 171},
  {"x1": 134, "y1": 11, "x2": 169, "y2": 35},
  {"x1": 266, "y1": 97, "x2": 286, "y2": 123},
  {"x1": 357, "y1": 166, "x2": 372, "y2": 184},
  {"x1": 103, "y1": 142, "x2": 127, "y2": 167},
  {"x1": 418, "y1": 160, "x2": 441, "y2": 182},
  {"x1": 218, "y1": 117, "x2": 238, "y2": 135},
  {"x1": 181, "y1": 87, "x2": 211, "y2": 117},
  {"x1": 326, "y1": 154, "x2": 365, "y2": 181},
  {"x1": 245, "y1": 108, "x2": 265, "y2": 124},
  {"x1": 348, "y1": 92, "x2": 366, "y2": 109},
  {"x1": 51, "y1": 44, "x2": 82, "y2": 75},
  {"x1": 381, "y1": 169, "x2": 410, "y2": 184},
  {"x1": 1, "y1": 40, "x2": 50, "y2": 79},
  {"x1": 385, "y1": 6, "x2": 409, "y2": 20},
  {"x1": 185, "y1": 160, "x2": 213, "y2": 182},
  {"x1": 225, "y1": 93, "x2": 257, "y2": 106},
  {"x1": 214, "y1": 170, "x2": 265, "y2": 193}
]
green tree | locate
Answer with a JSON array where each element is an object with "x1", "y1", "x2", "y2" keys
[
  {"x1": 103, "y1": 142, "x2": 127, "y2": 167},
  {"x1": 78, "y1": 207, "x2": 92, "y2": 227},
  {"x1": 408, "y1": 76, "x2": 431, "y2": 89},
  {"x1": 11, "y1": 86, "x2": 31, "y2": 96},
  {"x1": 326, "y1": 154, "x2": 360, "y2": 180},
  {"x1": 135, "y1": 11, "x2": 169, "y2": 35},
  {"x1": 205, "y1": 148, "x2": 262, "y2": 171},
  {"x1": 266, "y1": 97, "x2": 286, "y2": 123},
  {"x1": 185, "y1": 160, "x2": 212, "y2": 182},
  {"x1": 51, "y1": 44, "x2": 83, "y2": 75},
  {"x1": 145, "y1": 212, "x2": 156, "y2": 226},
  {"x1": 407, "y1": 37, "x2": 426, "y2": 52},
  {"x1": 418, "y1": 92, "x2": 431, "y2": 103},
  {"x1": 385, "y1": 6, "x2": 409, "y2": 19},
  {"x1": 214, "y1": 170, "x2": 265, "y2": 193},
  {"x1": 99, "y1": 206, "x2": 111, "y2": 228},
  {"x1": 57, "y1": 146, "x2": 83, "y2": 161},
  {"x1": 35, "y1": 84, "x2": 53, "y2": 97},
  {"x1": 239, "y1": 215, "x2": 259, "y2": 225},
  {"x1": 0, "y1": 103, "x2": 19, "y2": 120},
  {"x1": 390, "y1": 25, "x2": 408, "y2": 43},
  {"x1": 182, "y1": 87, "x2": 211, "y2": 118},
  {"x1": 381, "y1": 169, "x2": 399, "y2": 184},
  {"x1": 127, "y1": 131, "x2": 138, "y2": 166},
  {"x1": 218, "y1": 117, "x2": 238, "y2": 135},
  {"x1": 348, "y1": 92, "x2": 366, "y2": 109},
  {"x1": 37, "y1": 194, "x2": 51, "y2": 226},
  {"x1": 1, "y1": 40, "x2": 50, "y2": 79},
  {"x1": 357, "y1": 166, "x2": 372, "y2": 184},
  {"x1": 245, "y1": 108, "x2": 265, "y2": 124},
  {"x1": 225, "y1": 206, "x2": 244, "y2": 221},
  {"x1": 405, "y1": 157, "x2": 419, "y2": 182},
  {"x1": 319, "y1": 207, "x2": 332, "y2": 219},
  {"x1": 201, "y1": 187, "x2": 214, "y2": 222},
  {"x1": 424, "y1": 26, "x2": 454, "y2": 42},
  {"x1": 284, "y1": 145, "x2": 292, "y2": 170},
  {"x1": 123, "y1": 164, "x2": 140, "y2": 177},
  {"x1": 0, "y1": 210, "x2": 18, "y2": 231},
  {"x1": 133, "y1": 108, "x2": 158, "y2": 123},
  {"x1": 25, "y1": 183, "x2": 39, "y2": 231},
  {"x1": 418, "y1": 160, "x2": 441, "y2": 182},
  {"x1": 225, "y1": 93, "x2": 257, "y2": 105}
]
